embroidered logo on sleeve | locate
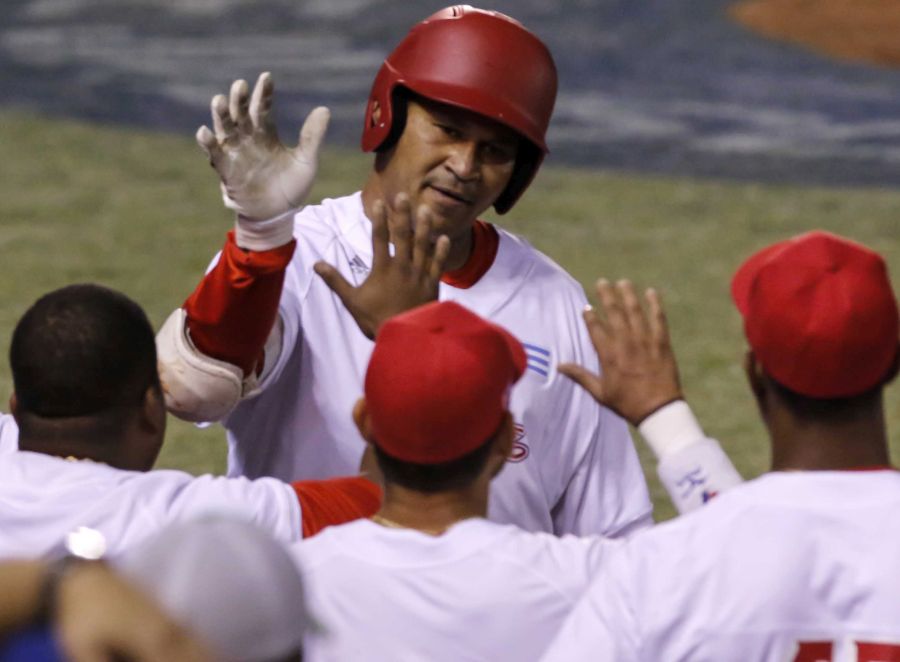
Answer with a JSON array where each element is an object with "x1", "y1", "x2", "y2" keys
[
  {"x1": 507, "y1": 423, "x2": 530, "y2": 463},
  {"x1": 349, "y1": 255, "x2": 370, "y2": 276},
  {"x1": 522, "y1": 343, "x2": 551, "y2": 378}
]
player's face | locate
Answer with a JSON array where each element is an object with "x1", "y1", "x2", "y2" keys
[{"x1": 377, "y1": 98, "x2": 519, "y2": 249}]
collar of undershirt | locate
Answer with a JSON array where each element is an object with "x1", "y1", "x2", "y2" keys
[
  {"x1": 440, "y1": 221, "x2": 499, "y2": 289},
  {"x1": 841, "y1": 465, "x2": 897, "y2": 472}
]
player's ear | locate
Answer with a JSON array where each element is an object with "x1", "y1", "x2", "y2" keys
[
  {"x1": 884, "y1": 342, "x2": 900, "y2": 385},
  {"x1": 138, "y1": 384, "x2": 166, "y2": 438},
  {"x1": 353, "y1": 398, "x2": 376, "y2": 443},
  {"x1": 8, "y1": 393, "x2": 19, "y2": 422},
  {"x1": 744, "y1": 350, "x2": 767, "y2": 408},
  {"x1": 488, "y1": 412, "x2": 515, "y2": 478}
]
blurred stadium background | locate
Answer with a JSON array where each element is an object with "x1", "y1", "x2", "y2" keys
[{"x1": 1, "y1": 0, "x2": 898, "y2": 520}]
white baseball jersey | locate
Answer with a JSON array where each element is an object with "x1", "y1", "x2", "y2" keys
[
  {"x1": 293, "y1": 517, "x2": 619, "y2": 662},
  {"x1": 0, "y1": 414, "x2": 18, "y2": 454},
  {"x1": 541, "y1": 470, "x2": 900, "y2": 662},
  {"x1": 224, "y1": 192, "x2": 653, "y2": 536},
  {"x1": 0, "y1": 448, "x2": 301, "y2": 559}
]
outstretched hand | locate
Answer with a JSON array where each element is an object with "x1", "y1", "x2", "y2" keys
[
  {"x1": 559, "y1": 279, "x2": 683, "y2": 426},
  {"x1": 196, "y1": 72, "x2": 330, "y2": 221},
  {"x1": 314, "y1": 195, "x2": 451, "y2": 340},
  {"x1": 57, "y1": 562, "x2": 211, "y2": 662}
]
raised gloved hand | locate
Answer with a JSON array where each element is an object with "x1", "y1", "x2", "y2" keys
[{"x1": 196, "y1": 72, "x2": 330, "y2": 250}]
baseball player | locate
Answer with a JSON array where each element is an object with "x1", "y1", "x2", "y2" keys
[
  {"x1": 157, "y1": 5, "x2": 654, "y2": 537},
  {"x1": 0, "y1": 284, "x2": 380, "y2": 559},
  {"x1": 292, "y1": 293, "x2": 741, "y2": 661},
  {"x1": 541, "y1": 231, "x2": 900, "y2": 661}
]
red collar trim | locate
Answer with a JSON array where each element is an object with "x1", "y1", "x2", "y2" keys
[{"x1": 441, "y1": 221, "x2": 499, "y2": 289}]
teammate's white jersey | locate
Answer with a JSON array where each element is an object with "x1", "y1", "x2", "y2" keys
[
  {"x1": 541, "y1": 470, "x2": 900, "y2": 662},
  {"x1": 0, "y1": 448, "x2": 301, "y2": 559},
  {"x1": 225, "y1": 192, "x2": 652, "y2": 536},
  {"x1": 294, "y1": 517, "x2": 618, "y2": 662},
  {"x1": 0, "y1": 414, "x2": 18, "y2": 455}
]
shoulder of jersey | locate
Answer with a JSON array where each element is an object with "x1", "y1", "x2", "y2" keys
[
  {"x1": 291, "y1": 194, "x2": 359, "y2": 242},
  {"x1": 495, "y1": 226, "x2": 587, "y2": 301}
]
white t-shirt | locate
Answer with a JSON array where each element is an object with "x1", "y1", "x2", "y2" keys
[
  {"x1": 541, "y1": 470, "x2": 900, "y2": 662},
  {"x1": 0, "y1": 449, "x2": 301, "y2": 559},
  {"x1": 0, "y1": 414, "x2": 18, "y2": 454},
  {"x1": 293, "y1": 517, "x2": 618, "y2": 662},
  {"x1": 225, "y1": 192, "x2": 653, "y2": 536}
]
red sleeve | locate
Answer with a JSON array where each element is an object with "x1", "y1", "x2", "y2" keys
[
  {"x1": 292, "y1": 476, "x2": 383, "y2": 538},
  {"x1": 183, "y1": 231, "x2": 296, "y2": 376}
]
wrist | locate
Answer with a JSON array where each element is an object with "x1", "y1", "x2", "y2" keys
[
  {"x1": 234, "y1": 209, "x2": 296, "y2": 251},
  {"x1": 36, "y1": 556, "x2": 102, "y2": 626},
  {"x1": 638, "y1": 399, "x2": 706, "y2": 460}
]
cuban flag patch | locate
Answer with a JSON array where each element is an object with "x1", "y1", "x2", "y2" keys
[{"x1": 522, "y1": 343, "x2": 551, "y2": 378}]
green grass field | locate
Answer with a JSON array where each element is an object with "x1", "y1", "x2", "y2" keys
[{"x1": 2, "y1": 110, "x2": 898, "y2": 521}]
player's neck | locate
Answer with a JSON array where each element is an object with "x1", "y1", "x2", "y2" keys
[
  {"x1": 16, "y1": 412, "x2": 155, "y2": 472},
  {"x1": 373, "y1": 481, "x2": 489, "y2": 536},
  {"x1": 768, "y1": 408, "x2": 891, "y2": 471}
]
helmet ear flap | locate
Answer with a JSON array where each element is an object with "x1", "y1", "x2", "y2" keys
[
  {"x1": 494, "y1": 140, "x2": 543, "y2": 215},
  {"x1": 375, "y1": 88, "x2": 410, "y2": 154}
]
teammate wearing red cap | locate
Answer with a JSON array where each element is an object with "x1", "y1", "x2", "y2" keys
[
  {"x1": 293, "y1": 300, "x2": 624, "y2": 661},
  {"x1": 542, "y1": 231, "x2": 900, "y2": 661},
  {"x1": 156, "y1": 6, "x2": 655, "y2": 536}
]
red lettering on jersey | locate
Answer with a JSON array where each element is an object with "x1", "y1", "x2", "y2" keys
[
  {"x1": 793, "y1": 641, "x2": 833, "y2": 662},
  {"x1": 857, "y1": 642, "x2": 900, "y2": 662},
  {"x1": 793, "y1": 641, "x2": 900, "y2": 662},
  {"x1": 508, "y1": 424, "x2": 529, "y2": 463}
]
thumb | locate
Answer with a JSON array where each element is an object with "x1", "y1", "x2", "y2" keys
[
  {"x1": 313, "y1": 261, "x2": 354, "y2": 305},
  {"x1": 296, "y1": 106, "x2": 331, "y2": 158},
  {"x1": 558, "y1": 363, "x2": 605, "y2": 403},
  {"x1": 195, "y1": 125, "x2": 223, "y2": 168}
]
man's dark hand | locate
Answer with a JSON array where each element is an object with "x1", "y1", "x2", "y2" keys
[
  {"x1": 314, "y1": 194, "x2": 451, "y2": 339},
  {"x1": 559, "y1": 279, "x2": 683, "y2": 426}
]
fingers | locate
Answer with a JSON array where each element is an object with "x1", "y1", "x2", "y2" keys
[
  {"x1": 582, "y1": 303, "x2": 610, "y2": 358},
  {"x1": 229, "y1": 78, "x2": 251, "y2": 134},
  {"x1": 645, "y1": 287, "x2": 671, "y2": 349},
  {"x1": 429, "y1": 235, "x2": 451, "y2": 282},
  {"x1": 388, "y1": 194, "x2": 413, "y2": 262},
  {"x1": 370, "y1": 200, "x2": 390, "y2": 268},
  {"x1": 619, "y1": 279, "x2": 650, "y2": 338},
  {"x1": 195, "y1": 125, "x2": 223, "y2": 166},
  {"x1": 558, "y1": 363, "x2": 605, "y2": 403},
  {"x1": 313, "y1": 261, "x2": 355, "y2": 306},
  {"x1": 249, "y1": 71, "x2": 275, "y2": 134},
  {"x1": 595, "y1": 278, "x2": 628, "y2": 335},
  {"x1": 297, "y1": 106, "x2": 330, "y2": 158},
  {"x1": 411, "y1": 205, "x2": 434, "y2": 274},
  {"x1": 210, "y1": 94, "x2": 237, "y2": 145}
]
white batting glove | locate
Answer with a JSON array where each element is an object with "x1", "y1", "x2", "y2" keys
[{"x1": 196, "y1": 72, "x2": 330, "y2": 250}]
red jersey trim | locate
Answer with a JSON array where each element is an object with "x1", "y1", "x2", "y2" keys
[
  {"x1": 292, "y1": 476, "x2": 383, "y2": 538},
  {"x1": 441, "y1": 221, "x2": 499, "y2": 290}
]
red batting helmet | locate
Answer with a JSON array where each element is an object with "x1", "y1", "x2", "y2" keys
[{"x1": 361, "y1": 5, "x2": 558, "y2": 214}]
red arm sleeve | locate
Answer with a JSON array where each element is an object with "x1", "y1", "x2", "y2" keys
[
  {"x1": 183, "y1": 231, "x2": 296, "y2": 376},
  {"x1": 292, "y1": 477, "x2": 383, "y2": 538}
]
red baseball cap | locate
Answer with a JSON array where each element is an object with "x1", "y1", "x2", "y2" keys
[
  {"x1": 364, "y1": 301, "x2": 526, "y2": 464},
  {"x1": 731, "y1": 231, "x2": 899, "y2": 398}
]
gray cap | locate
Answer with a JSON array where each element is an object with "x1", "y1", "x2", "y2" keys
[{"x1": 115, "y1": 516, "x2": 309, "y2": 662}]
